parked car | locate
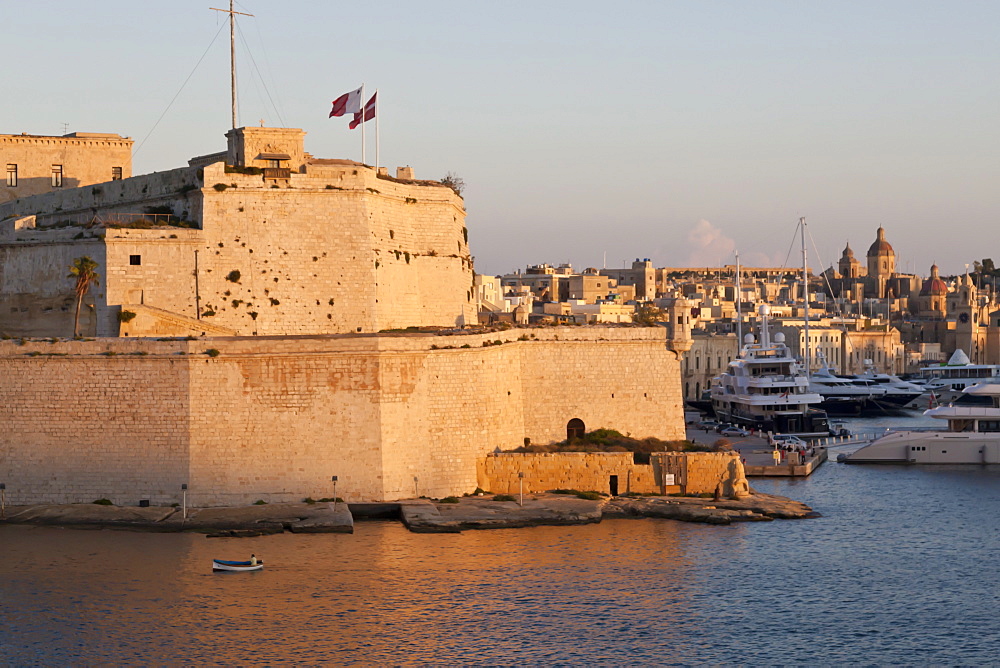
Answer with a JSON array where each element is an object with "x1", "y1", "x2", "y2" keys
[
  {"x1": 720, "y1": 426, "x2": 749, "y2": 437},
  {"x1": 772, "y1": 435, "x2": 807, "y2": 448},
  {"x1": 697, "y1": 420, "x2": 722, "y2": 430}
]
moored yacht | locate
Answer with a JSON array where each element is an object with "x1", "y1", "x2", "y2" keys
[
  {"x1": 710, "y1": 304, "x2": 830, "y2": 437},
  {"x1": 844, "y1": 382, "x2": 1000, "y2": 464},
  {"x1": 917, "y1": 349, "x2": 1000, "y2": 394},
  {"x1": 847, "y1": 360, "x2": 924, "y2": 409},
  {"x1": 808, "y1": 360, "x2": 885, "y2": 415}
]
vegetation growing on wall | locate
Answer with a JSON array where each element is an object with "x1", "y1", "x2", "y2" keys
[
  {"x1": 441, "y1": 172, "x2": 465, "y2": 196},
  {"x1": 511, "y1": 428, "x2": 709, "y2": 462},
  {"x1": 633, "y1": 304, "x2": 666, "y2": 327},
  {"x1": 118, "y1": 310, "x2": 137, "y2": 323}
]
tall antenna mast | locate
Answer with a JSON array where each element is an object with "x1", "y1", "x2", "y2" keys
[{"x1": 211, "y1": 1, "x2": 253, "y2": 129}]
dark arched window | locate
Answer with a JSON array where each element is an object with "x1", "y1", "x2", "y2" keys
[{"x1": 567, "y1": 418, "x2": 585, "y2": 441}]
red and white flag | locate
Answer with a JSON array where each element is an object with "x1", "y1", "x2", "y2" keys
[
  {"x1": 349, "y1": 92, "x2": 376, "y2": 129},
  {"x1": 329, "y1": 86, "x2": 363, "y2": 117}
]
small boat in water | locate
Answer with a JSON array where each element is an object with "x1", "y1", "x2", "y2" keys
[{"x1": 213, "y1": 559, "x2": 264, "y2": 572}]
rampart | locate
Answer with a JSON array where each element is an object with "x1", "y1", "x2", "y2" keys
[
  {"x1": 0, "y1": 327, "x2": 685, "y2": 506},
  {"x1": 479, "y1": 451, "x2": 748, "y2": 498}
]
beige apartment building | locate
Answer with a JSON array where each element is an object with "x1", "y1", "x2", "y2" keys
[{"x1": 2, "y1": 132, "x2": 133, "y2": 203}]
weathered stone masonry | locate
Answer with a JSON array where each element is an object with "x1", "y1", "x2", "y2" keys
[
  {"x1": 0, "y1": 127, "x2": 475, "y2": 338},
  {"x1": 0, "y1": 327, "x2": 686, "y2": 505}
]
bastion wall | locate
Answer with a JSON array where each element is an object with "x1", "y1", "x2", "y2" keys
[
  {"x1": 478, "y1": 451, "x2": 746, "y2": 497},
  {"x1": 0, "y1": 327, "x2": 685, "y2": 506},
  {"x1": 0, "y1": 149, "x2": 474, "y2": 338}
]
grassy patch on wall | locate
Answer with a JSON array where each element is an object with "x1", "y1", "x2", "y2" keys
[{"x1": 510, "y1": 428, "x2": 711, "y2": 461}]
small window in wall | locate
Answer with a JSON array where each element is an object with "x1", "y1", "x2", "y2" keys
[
  {"x1": 268, "y1": 159, "x2": 281, "y2": 168},
  {"x1": 51, "y1": 165, "x2": 63, "y2": 188},
  {"x1": 6, "y1": 164, "x2": 16, "y2": 187},
  {"x1": 112, "y1": 167, "x2": 122, "y2": 180},
  {"x1": 129, "y1": 255, "x2": 142, "y2": 266}
]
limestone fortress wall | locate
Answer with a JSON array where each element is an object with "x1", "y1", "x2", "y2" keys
[
  {"x1": 0, "y1": 327, "x2": 685, "y2": 506},
  {"x1": 0, "y1": 128, "x2": 474, "y2": 339}
]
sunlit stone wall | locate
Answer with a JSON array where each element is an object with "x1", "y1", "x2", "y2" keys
[{"x1": 0, "y1": 327, "x2": 685, "y2": 506}]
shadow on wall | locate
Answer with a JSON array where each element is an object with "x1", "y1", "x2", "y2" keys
[
  {"x1": 0, "y1": 297, "x2": 95, "y2": 338},
  {"x1": 3, "y1": 176, "x2": 83, "y2": 204}
]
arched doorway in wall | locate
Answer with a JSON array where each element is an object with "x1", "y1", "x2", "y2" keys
[{"x1": 567, "y1": 418, "x2": 585, "y2": 441}]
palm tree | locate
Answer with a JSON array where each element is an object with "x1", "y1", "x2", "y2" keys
[{"x1": 68, "y1": 256, "x2": 100, "y2": 337}]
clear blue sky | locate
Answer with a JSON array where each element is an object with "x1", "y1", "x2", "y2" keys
[{"x1": 5, "y1": 1, "x2": 997, "y2": 277}]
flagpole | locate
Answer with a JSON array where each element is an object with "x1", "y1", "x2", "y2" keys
[
  {"x1": 361, "y1": 84, "x2": 368, "y2": 165},
  {"x1": 210, "y1": 2, "x2": 253, "y2": 130},
  {"x1": 375, "y1": 89, "x2": 380, "y2": 174}
]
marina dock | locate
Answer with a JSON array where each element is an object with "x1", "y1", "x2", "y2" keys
[{"x1": 683, "y1": 423, "x2": 871, "y2": 477}]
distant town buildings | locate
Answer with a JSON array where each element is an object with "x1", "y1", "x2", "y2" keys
[{"x1": 475, "y1": 226, "x2": 1000, "y2": 403}]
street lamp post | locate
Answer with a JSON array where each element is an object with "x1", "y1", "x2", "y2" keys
[
  {"x1": 181, "y1": 483, "x2": 188, "y2": 519},
  {"x1": 331, "y1": 476, "x2": 338, "y2": 511},
  {"x1": 1, "y1": 483, "x2": 5, "y2": 520},
  {"x1": 518, "y1": 472, "x2": 524, "y2": 507}
]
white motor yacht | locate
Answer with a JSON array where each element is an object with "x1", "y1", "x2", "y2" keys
[
  {"x1": 917, "y1": 349, "x2": 1000, "y2": 393},
  {"x1": 710, "y1": 304, "x2": 830, "y2": 437},
  {"x1": 808, "y1": 361, "x2": 885, "y2": 415},
  {"x1": 845, "y1": 359, "x2": 924, "y2": 409},
  {"x1": 844, "y1": 382, "x2": 1000, "y2": 464}
]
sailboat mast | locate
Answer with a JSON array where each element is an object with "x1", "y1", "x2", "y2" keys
[
  {"x1": 801, "y1": 217, "x2": 809, "y2": 378},
  {"x1": 735, "y1": 250, "x2": 742, "y2": 345}
]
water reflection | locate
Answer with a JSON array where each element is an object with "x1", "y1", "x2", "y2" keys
[{"x1": 4, "y1": 460, "x2": 1000, "y2": 666}]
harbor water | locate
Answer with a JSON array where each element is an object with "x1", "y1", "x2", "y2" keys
[{"x1": 3, "y1": 415, "x2": 999, "y2": 665}]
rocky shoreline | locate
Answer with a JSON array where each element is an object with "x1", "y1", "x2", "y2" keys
[
  {"x1": 0, "y1": 492, "x2": 815, "y2": 535},
  {"x1": 0, "y1": 502, "x2": 354, "y2": 536}
]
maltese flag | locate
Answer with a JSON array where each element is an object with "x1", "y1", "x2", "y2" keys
[
  {"x1": 349, "y1": 92, "x2": 376, "y2": 129},
  {"x1": 329, "y1": 86, "x2": 363, "y2": 117}
]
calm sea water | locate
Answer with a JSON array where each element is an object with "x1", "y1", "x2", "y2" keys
[{"x1": 3, "y1": 419, "x2": 1000, "y2": 665}]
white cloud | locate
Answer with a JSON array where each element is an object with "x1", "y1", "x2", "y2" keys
[{"x1": 684, "y1": 219, "x2": 736, "y2": 267}]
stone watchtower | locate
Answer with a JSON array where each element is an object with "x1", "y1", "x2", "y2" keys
[{"x1": 225, "y1": 127, "x2": 306, "y2": 174}]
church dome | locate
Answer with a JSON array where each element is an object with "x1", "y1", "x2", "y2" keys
[
  {"x1": 920, "y1": 264, "x2": 948, "y2": 296},
  {"x1": 841, "y1": 243, "x2": 854, "y2": 258},
  {"x1": 867, "y1": 227, "x2": 894, "y2": 256}
]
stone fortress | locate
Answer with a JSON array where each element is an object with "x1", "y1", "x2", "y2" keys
[
  {"x1": 1, "y1": 127, "x2": 475, "y2": 337},
  {"x1": 0, "y1": 127, "x2": 692, "y2": 506}
]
